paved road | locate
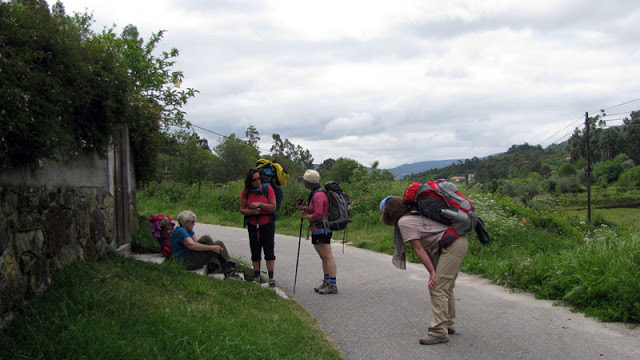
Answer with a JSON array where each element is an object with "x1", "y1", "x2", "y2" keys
[{"x1": 198, "y1": 223, "x2": 639, "y2": 360}]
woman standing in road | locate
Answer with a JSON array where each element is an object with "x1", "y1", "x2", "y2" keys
[
  {"x1": 298, "y1": 169, "x2": 338, "y2": 295},
  {"x1": 380, "y1": 196, "x2": 468, "y2": 345},
  {"x1": 240, "y1": 168, "x2": 278, "y2": 286}
]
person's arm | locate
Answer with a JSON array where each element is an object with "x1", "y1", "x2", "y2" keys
[
  {"x1": 247, "y1": 198, "x2": 276, "y2": 212},
  {"x1": 409, "y1": 239, "x2": 437, "y2": 290},
  {"x1": 182, "y1": 236, "x2": 223, "y2": 253},
  {"x1": 240, "y1": 191, "x2": 260, "y2": 216},
  {"x1": 247, "y1": 186, "x2": 277, "y2": 212}
]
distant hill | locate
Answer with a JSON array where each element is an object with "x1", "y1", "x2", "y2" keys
[{"x1": 385, "y1": 159, "x2": 462, "y2": 178}]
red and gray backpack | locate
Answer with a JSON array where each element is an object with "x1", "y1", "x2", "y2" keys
[{"x1": 403, "y1": 179, "x2": 489, "y2": 247}]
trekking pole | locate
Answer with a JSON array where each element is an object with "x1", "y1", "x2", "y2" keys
[{"x1": 293, "y1": 218, "x2": 304, "y2": 294}]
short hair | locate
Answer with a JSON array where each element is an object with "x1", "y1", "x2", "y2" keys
[
  {"x1": 177, "y1": 210, "x2": 196, "y2": 227},
  {"x1": 380, "y1": 197, "x2": 410, "y2": 226}
]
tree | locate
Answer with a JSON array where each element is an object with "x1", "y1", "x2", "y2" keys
[
  {"x1": 617, "y1": 166, "x2": 640, "y2": 189},
  {"x1": 213, "y1": 134, "x2": 259, "y2": 182},
  {"x1": 599, "y1": 127, "x2": 624, "y2": 161},
  {"x1": 593, "y1": 153, "x2": 630, "y2": 186},
  {"x1": 623, "y1": 111, "x2": 640, "y2": 164},
  {"x1": 317, "y1": 158, "x2": 336, "y2": 177},
  {"x1": 283, "y1": 139, "x2": 296, "y2": 160},
  {"x1": 299, "y1": 148, "x2": 314, "y2": 169},
  {"x1": 245, "y1": 125, "x2": 260, "y2": 150},
  {"x1": 0, "y1": 1, "x2": 197, "y2": 184},
  {"x1": 567, "y1": 116, "x2": 601, "y2": 164},
  {"x1": 270, "y1": 133, "x2": 285, "y2": 158},
  {"x1": 557, "y1": 163, "x2": 576, "y2": 177},
  {"x1": 268, "y1": 132, "x2": 314, "y2": 170},
  {"x1": 174, "y1": 135, "x2": 217, "y2": 185},
  {"x1": 556, "y1": 175, "x2": 582, "y2": 194},
  {"x1": 325, "y1": 157, "x2": 362, "y2": 183}
]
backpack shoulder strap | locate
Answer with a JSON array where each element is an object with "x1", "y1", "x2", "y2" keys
[{"x1": 306, "y1": 187, "x2": 321, "y2": 204}]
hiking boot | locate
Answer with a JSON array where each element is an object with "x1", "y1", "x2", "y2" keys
[
  {"x1": 419, "y1": 335, "x2": 449, "y2": 345},
  {"x1": 317, "y1": 283, "x2": 338, "y2": 295},
  {"x1": 268, "y1": 279, "x2": 276, "y2": 287},
  {"x1": 314, "y1": 280, "x2": 329, "y2": 293},
  {"x1": 428, "y1": 326, "x2": 456, "y2": 335},
  {"x1": 224, "y1": 272, "x2": 242, "y2": 281}
]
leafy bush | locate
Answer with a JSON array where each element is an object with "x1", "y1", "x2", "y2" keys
[
  {"x1": 0, "y1": 2, "x2": 126, "y2": 168},
  {"x1": 0, "y1": 1, "x2": 196, "y2": 183},
  {"x1": 556, "y1": 175, "x2": 583, "y2": 194},
  {"x1": 617, "y1": 165, "x2": 640, "y2": 189},
  {"x1": 593, "y1": 154, "x2": 630, "y2": 186},
  {"x1": 557, "y1": 163, "x2": 577, "y2": 176}
]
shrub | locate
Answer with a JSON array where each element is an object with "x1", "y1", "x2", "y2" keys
[
  {"x1": 0, "y1": 2, "x2": 197, "y2": 184},
  {"x1": 617, "y1": 166, "x2": 640, "y2": 189},
  {"x1": 556, "y1": 175, "x2": 583, "y2": 194}
]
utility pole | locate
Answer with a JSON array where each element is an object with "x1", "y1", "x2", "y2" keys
[{"x1": 585, "y1": 112, "x2": 591, "y2": 222}]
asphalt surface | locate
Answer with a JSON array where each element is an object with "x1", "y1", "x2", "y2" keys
[{"x1": 195, "y1": 223, "x2": 639, "y2": 360}]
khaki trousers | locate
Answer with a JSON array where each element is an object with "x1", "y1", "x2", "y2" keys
[{"x1": 428, "y1": 236, "x2": 468, "y2": 337}]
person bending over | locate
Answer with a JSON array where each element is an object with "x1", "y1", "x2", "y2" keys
[{"x1": 380, "y1": 196, "x2": 468, "y2": 345}]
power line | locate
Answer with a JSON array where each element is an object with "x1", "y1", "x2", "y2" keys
[
  {"x1": 554, "y1": 131, "x2": 573, "y2": 143},
  {"x1": 538, "y1": 117, "x2": 583, "y2": 146},
  {"x1": 190, "y1": 124, "x2": 228, "y2": 139},
  {"x1": 601, "y1": 111, "x2": 633, "y2": 118},
  {"x1": 189, "y1": 123, "x2": 270, "y2": 154},
  {"x1": 601, "y1": 97, "x2": 640, "y2": 112},
  {"x1": 540, "y1": 97, "x2": 640, "y2": 146},
  {"x1": 598, "y1": 117, "x2": 625, "y2": 123}
]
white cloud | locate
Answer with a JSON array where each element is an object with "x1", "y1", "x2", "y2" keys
[{"x1": 57, "y1": 0, "x2": 640, "y2": 169}]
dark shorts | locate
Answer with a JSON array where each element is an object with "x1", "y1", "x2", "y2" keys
[{"x1": 311, "y1": 231, "x2": 332, "y2": 245}]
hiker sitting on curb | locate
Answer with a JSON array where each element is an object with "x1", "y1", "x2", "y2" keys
[
  {"x1": 170, "y1": 210, "x2": 241, "y2": 280},
  {"x1": 380, "y1": 196, "x2": 468, "y2": 345},
  {"x1": 298, "y1": 169, "x2": 338, "y2": 295},
  {"x1": 240, "y1": 168, "x2": 278, "y2": 287}
]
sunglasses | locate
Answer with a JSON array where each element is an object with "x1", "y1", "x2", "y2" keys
[{"x1": 252, "y1": 176, "x2": 261, "y2": 182}]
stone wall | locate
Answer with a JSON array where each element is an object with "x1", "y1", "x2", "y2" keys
[
  {"x1": 0, "y1": 130, "x2": 136, "y2": 325},
  {"x1": 0, "y1": 186, "x2": 116, "y2": 321}
]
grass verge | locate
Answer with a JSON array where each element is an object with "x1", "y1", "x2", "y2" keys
[{"x1": 0, "y1": 253, "x2": 342, "y2": 360}]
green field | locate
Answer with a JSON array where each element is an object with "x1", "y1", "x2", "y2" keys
[{"x1": 567, "y1": 207, "x2": 640, "y2": 228}]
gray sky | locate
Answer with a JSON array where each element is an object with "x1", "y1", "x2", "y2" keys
[{"x1": 60, "y1": 0, "x2": 640, "y2": 169}]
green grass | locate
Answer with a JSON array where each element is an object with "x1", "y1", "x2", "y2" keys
[
  {"x1": 568, "y1": 208, "x2": 640, "y2": 229},
  {"x1": 0, "y1": 253, "x2": 342, "y2": 360},
  {"x1": 134, "y1": 180, "x2": 640, "y2": 324}
]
